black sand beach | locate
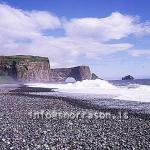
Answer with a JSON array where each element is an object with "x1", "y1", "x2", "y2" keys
[{"x1": 0, "y1": 86, "x2": 150, "y2": 149}]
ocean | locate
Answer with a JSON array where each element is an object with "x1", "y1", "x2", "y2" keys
[
  {"x1": 26, "y1": 79, "x2": 150, "y2": 103},
  {"x1": 109, "y1": 79, "x2": 150, "y2": 86}
]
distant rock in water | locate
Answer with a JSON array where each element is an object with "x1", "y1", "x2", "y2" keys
[
  {"x1": 122, "y1": 75, "x2": 134, "y2": 80},
  {"x1": 0, "y1": 55, "x2": 100, "y2": 83}
]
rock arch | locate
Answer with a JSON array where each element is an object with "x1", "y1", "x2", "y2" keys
[
  {"x1": 50, "y1": 66, "x2": 92, "y2": 82},
  {"x1": 65, "y1": 77, "x2": 76, "y2": 83}
]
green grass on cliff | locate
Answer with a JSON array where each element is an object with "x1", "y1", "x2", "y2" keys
[{"x1": 0, "y1": 55, "x2": 49, "y2": 64}]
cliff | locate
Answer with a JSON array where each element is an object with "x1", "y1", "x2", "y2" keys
[
  {"x1": 50, "y1": 66, "x2": 92, "y2": 82},
  {"x1": 0, "y1": 55, "x2": 51, "y2": 82},
  {"x1": 0, "y1": 55, "x2": 100, "y2": 83}
]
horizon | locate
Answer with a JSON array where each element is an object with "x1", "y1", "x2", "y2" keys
[{"x1": 0, "y1": 0, "x2": 150, "y2": 80}]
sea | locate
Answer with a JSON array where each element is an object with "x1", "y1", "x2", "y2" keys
[
  {"x1": 110, "y1": 79, "x2": 150, "y2": 86},
  {"x1": 27, "y1": 79, "x2": 150, "y2": 103}
]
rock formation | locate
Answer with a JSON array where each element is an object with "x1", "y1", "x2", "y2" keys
[
  {"x1": 122, "y1": 75, "x2": 134, "y2": 80},
  {"x1": 0, "y1": 55, "x2": 51, "y2": 82},
  {"x1": 0, "y1": 55, "x2": 100, "y2": 83},
  {"x1": 91, "y1": 73, "x2": 101, "y2": 80},
  {"x1": 50, "y1": 66, "x2": 92, "y2": 82}
]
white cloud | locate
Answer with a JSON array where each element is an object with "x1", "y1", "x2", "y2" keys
[
  {"x1": 129, "y1": 50, "x2": 150, "y2": 57},
  {"x1": 64, "y1": 12, "x2": 150, "y2": 41},
  {"x1": 0, "y1": 4, "x2": 149, "y2": 68},
  {"x1": 0, "y1": 4, "x2": 61, "y2": 40},
  {"x1": 0, "y1": 36, "x2": 133, "y2": 67}
]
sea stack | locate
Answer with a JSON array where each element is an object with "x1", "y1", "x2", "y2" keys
[
  {"x1": 50, "y1": 66, "x2": 92, "y2": 82},
  {"x1": 122, "y1": 75, "x2": 134, "y2": 80}
]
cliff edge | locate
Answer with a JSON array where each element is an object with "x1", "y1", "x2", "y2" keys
[
  {"x1": 0, "y1": 55, "x2": 100, "y2": 83},
  {"x1": 0, "y1": 55, "x2": 50, "y2": 82}
]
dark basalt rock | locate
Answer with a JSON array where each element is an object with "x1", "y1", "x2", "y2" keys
[
  {"x1": 122, "y1": 75, "x2": 134, "y2": 80},
  {"x1": 0, "y1": 55, "x2": 51, "y2": 82},
  {"x1": 50, "y1": 66, "x2": 92, "y2": 82},
  {"x1": 0, "y1": 55, "x2": 98, "y2": 83},
  {"x1": 91, "y1": 73, "x2": 101, "y2": 80}
]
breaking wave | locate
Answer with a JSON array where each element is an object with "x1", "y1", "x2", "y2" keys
[{"x1": 26, "y1": 79, "x2": 150, "y2": 102}]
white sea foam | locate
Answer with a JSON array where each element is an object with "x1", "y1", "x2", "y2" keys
[{"x1": 26, "y1": 79, "x2": 150, "y2": 102}]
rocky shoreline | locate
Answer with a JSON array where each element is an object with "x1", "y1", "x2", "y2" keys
[{"x1": 0, "y1": 86, "x2": 150, "y2": 149}]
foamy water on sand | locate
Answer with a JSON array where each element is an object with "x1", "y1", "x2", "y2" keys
[{"x1": 26, "y1": 79, "x2": 150, "y2": 102}]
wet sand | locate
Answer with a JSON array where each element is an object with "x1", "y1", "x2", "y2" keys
[{"x1": 0, "y1": 86, "x2": 150, "y2": 149}]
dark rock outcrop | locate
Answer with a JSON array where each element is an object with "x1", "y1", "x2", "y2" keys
[
  {"x1": 0, "y1": 55, "x2": 100, "y2": 83},
  {"x1": 91, "y1": 73, "x2": 101, "y2": 80},
  {"x1": 50, "y1": 66, "x2": 92, "y2": 82},
  {"x1": 0, "y1": 55, "x2": 51, "y2": 82},
  {"x1": 122, "y1": 75, "x2": 134, "y2": 80}
]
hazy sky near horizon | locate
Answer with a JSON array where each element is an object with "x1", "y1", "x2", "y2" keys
[{"x1": 0, "y1": 0, "x2": 150, "y2": 79}]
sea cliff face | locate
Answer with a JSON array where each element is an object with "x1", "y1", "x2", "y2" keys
[
  {"x1": 50, "y1": 66, "x2": 92, "y2": 82},
  {"x1": 0, "y1": 55, "x2": 51, "y2": 82},
  {"x1": 0, "y1": 55, "x2": 99, "y2": 83}
]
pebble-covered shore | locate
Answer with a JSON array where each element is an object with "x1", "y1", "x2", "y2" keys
[{"x1": 0, "y1": 87, "x2": 150, "y2": 149}]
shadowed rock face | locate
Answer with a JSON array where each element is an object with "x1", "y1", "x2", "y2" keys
[
  {"x1": 17, "y1": 61, "x2": 51, "y2": 82},
  {"x1": 0, "y1": 55, "x2": 100, "y2": 82},
  {"x1": 0, "y1": 55, "x2": 51, "y2": 82},
  {"x1": 10, "y1": 61, "x2": 17, "y2": 80},
  {"x1": 50, "y1": 66, "x2": 92, "y2": 82},
  {"x1": 91, "y1": 73, "x2": 101, "y2": 80}
]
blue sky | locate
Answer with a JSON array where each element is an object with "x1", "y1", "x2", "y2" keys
[{"x1": 0, "y1": 0, "x2": 150, "y2": 79}]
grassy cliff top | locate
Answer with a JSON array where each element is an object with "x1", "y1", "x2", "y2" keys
[{"x1": 0, "y1": 55, "x2": 49, "y2": 64}]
